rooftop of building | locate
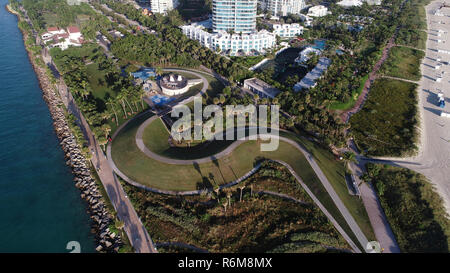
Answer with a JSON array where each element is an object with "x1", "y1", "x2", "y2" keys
[
  {"x1": 67, "y1": 26, "x2": 81, "y2": 33},
  {"x1": 295, "y1": 57, "x2": 331, "y2": 91},
  {"x1": 160, "y1": 74, "x2": 188, "y2": 90},
  {"x1": 244, "y1": 77, "x2": 281, "y2": 98}
]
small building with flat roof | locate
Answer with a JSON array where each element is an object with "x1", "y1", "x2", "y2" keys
[
  {"x1": 243, "y1": 78, "x2": 281, "y2": 99},
  {"x1": 294, "y1": 57, "x2": 331, "y2": 92}
]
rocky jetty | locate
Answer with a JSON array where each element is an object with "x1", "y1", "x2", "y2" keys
[{"x1": 12, "y1": 8, "x2": 124, "y2": 253}]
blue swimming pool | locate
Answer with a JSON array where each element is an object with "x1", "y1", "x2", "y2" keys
[
  {"x1": 312, "y1": 39, "x2": 326, "y2": 50},
  {"x1": 150, "y1": 94, "x2": 174, "y2": 106}
]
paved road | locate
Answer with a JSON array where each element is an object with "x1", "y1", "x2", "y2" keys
[
  {"x1": 347, "y1": 144, "x2": 401, "y2": 253},
  {"x1": 42, "y1": 49, "x2": 157, "y2": 254},
  {"x1": 109, "y1": 115, "x2": 370, "y2": 252}
]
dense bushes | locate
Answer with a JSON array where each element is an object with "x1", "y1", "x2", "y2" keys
[
  {"x1": 121, "y1": 161, "x2": 350, "y2": 253},
  {"x1": 350, "y1": 78, "x2": 419, "y2": 156},
  {"x1": 22, "y1": 0, "x2": 95, "y2": 31},
  {"x1": 381, "y1": 46, "x2": 425, "y2": 81},
  {"x1": 364, "y1": 164, "x2": 450, "y2": 252},
  {"x1": 110, "y1": 34, "x2": 201, "y2": 68}
]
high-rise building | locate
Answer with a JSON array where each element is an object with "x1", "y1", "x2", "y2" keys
[
  {"x1": 263, "y1": 0, "x2": 305, "y2": 17},
  {"x1": 212, "y1": 0, "x2": 258, "y2": 34}
]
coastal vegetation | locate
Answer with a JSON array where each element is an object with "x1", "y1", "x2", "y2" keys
[
  {"x1": 395, "y1": 0, "x2": 429, "y2": 49},
  {"x1": 121, "y1": 160, "x2": 352, "y2": 253},
  {"x1": 362, "y1": 164, "x2": 450, "y2": 252},
  {"x1": 396, "y1": 29, "x2": 427, "y2": 50},
  {"x1": 22, "y1": 0, "x2": 95, "y2": 31},
  {"x1": 349, "y1": 78, "x2": 419, "y2": 156},
  {"x1": 380, "y1": 46, "x2": 425, "y2": 81}
]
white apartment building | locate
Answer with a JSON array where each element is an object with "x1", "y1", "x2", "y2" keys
[
  {"x1": 272, "y1": 23, "x2": 303, "y2": 37},
  {"x1": 181, "y1": 24, "x2": 276, "y2": 55},
  {"x1": 150, "y1": 0, "x2": 178, "y2": 14},
  {"x1": 265, "y1": 0, "x2": 306, "y2": 17},
  {"x1": 307, "y1": 5, "x2": 329, "y2": 17},
  {"x1": 337, "y1": 0, "x2": 363, "y2": 7}
]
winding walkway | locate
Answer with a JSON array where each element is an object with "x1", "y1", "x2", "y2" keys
[
  {"x1": 340, "y1": 33, "x2": 398, "y2": 123},
  {"x1": 106, "y1": 114, "x2": 370, "y2": 252}
]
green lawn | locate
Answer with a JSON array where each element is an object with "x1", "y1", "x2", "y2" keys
[
  {"x1": 350, "y1": 78, "x2": 419, "y2": 156},
  {"x1": 230, "y1": 55, "x2": 267, "y2": 68},
  {"x1": 86, "y1": 63, "x2": 112, "y2": 101},
  {"x1": 381, "y1": 46, "x2": 424, "y2": 81},
  {"x1": 111, "y1": 113, "x2": 374, "y2": 249},
  {"x1": 112, "y1": 112, "x2": 321, "y2": 192},
  {"x1": 142, "y1": 117, "x2": 234, "y2": 159}
]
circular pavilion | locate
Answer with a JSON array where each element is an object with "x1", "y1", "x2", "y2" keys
[{"x1": 159, "y1": 74, "x2": 189, "y2": 96}]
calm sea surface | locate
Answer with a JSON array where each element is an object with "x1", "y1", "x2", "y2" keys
[{"x1": 0, "y1": 0, "x2": 95, "y2": 252}]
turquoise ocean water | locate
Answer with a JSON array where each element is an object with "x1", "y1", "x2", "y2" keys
[{"x1": 0, "y1": 1, "x2": 95, "y2": 252}]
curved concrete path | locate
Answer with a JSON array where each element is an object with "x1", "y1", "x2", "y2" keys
[{"x1": 107, "y1": 115, "x2": 370, "y2": 252}]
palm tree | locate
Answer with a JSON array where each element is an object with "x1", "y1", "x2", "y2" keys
[
  {"x1": 106, "y1": 98, "x2": 119, "y2": 126},
  {"x1": 223, "y1": 202, "x2": 228, "y2": 214},
  {"x1": 123, "y1": 88, "x2": 136, "y2": 113},
  {"x1": 342, "y1": 151, "x2": 357, "y2": 168},
  {"x1": 219, "y1": 95, "x2": 226, "y2": 104},
  {"x1": 116, "y1": 93, "x2": 128, "y2": 118},
  {"x1": 155, "y1": 66, "x2": 163, "y2": 76},
  {"x1": 102, "y1": 124, "x2": 111, "y2": 139},
  {"x1": 138, "y1": 88, "x2": 146, "y2": 110},
  {"x1": 98, "y1": 135, "x2": 108, "y2": 152},
  {"x1": 101, "y1": 111, "x2": 112, "y2": 122},
  {"x1": 253, "y1": 94, "x2": 259, "y2": 104},
  {"x1": 239, "y1": 185, "x2": 245, "y2": 202},
  {"x1": 114, "y1": 219, "x2": 125, "y2": 239},
  {"x1": 80, "y1": 80, "x2": 90, "y2": 100}
]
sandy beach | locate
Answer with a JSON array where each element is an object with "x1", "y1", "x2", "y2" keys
[{"x1": 376, "y1": 1, "x2": 450, "y2": 214}]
